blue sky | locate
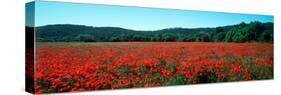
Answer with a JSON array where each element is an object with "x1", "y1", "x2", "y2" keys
[{"x1": 27, "y1": 1, "x2": 273, "y2": 30}]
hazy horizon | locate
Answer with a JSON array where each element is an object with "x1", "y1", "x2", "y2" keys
[{"x1": 29, "y1": 21, "x2": 272, "y2": 31}]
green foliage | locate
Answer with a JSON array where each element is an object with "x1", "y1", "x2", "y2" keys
[
  {"x1": 222, "y1": 22, "x2": 273, "y2": 43},
  {"x1": 34, "y1": 21, "x2": 273, "y2": 43},
  {"x1": 75, "y1": 34, "x2": 96, "y2": 42}
]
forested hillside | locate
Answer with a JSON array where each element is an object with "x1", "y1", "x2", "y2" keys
[{"x1": 30, "y1": 21, "x2": 273, "y2": 43}]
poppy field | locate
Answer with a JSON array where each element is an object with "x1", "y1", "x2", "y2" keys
[{"x1": 34, "y1": 42, "x2": 273, "y2": 93}]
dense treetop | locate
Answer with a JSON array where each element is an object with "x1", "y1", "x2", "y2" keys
[{"x1": 29, "y1": 21, "x2": 273, "y2": 43}]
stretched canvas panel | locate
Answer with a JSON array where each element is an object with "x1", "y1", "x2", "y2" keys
[{"x1": 25, "y1": 1, "x2": 274, "y2": 94}]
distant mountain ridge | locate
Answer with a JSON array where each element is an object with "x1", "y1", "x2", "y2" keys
[{"x1": 27, "y1": 21, "x2": 273, "y2": 43}]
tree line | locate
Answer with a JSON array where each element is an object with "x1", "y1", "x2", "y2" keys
[{"x1": 31, "y1": 21, "x2": 273, "y2": 43}]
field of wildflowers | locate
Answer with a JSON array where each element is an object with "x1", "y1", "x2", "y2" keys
[{"x1": 33, "y1": 42, "x2": 273, "y2": 94}]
